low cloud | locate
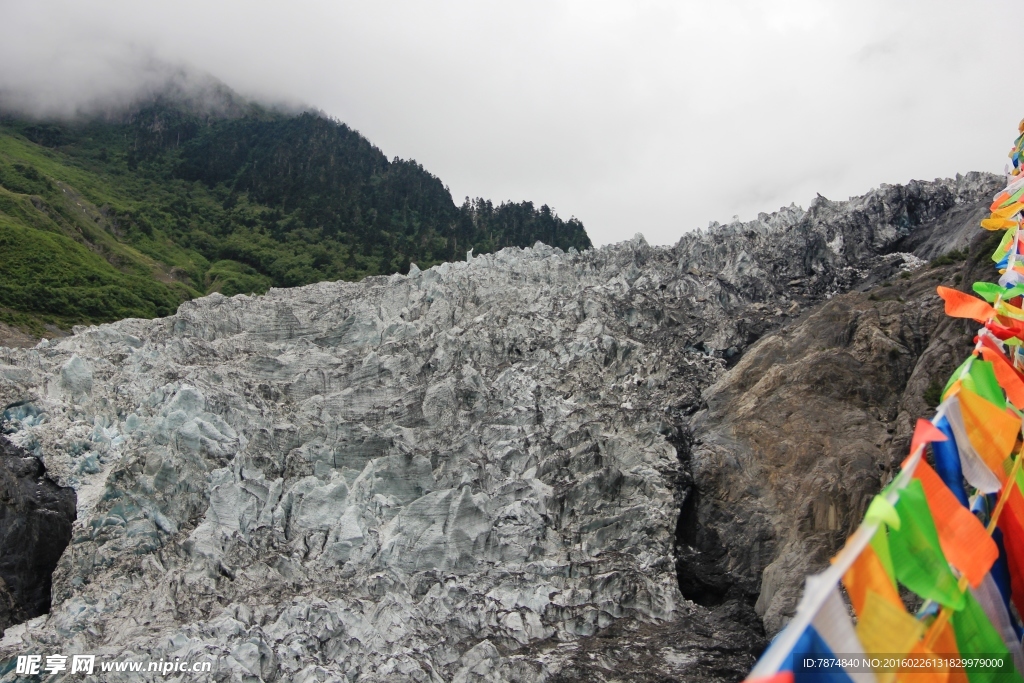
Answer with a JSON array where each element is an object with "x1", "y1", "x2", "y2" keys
[{"x1": 0, "y1": 54, "x2": 239, "y2": 119}]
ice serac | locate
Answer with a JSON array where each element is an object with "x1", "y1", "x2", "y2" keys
[{"x1": 0, "y1": 173, "x2": 1000, "y2": 681}]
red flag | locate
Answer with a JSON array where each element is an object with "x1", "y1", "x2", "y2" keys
[
  {"x1": 911, "y1": 418, "x2": 948, "y2": 455},
  {"x1": 745, "y1": 673, "x2": 794, "y2": 683}
]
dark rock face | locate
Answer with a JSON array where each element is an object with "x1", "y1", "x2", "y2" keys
[
  {"x1": 683, "y1": 226, "x2": 995, "y2": 635},
  {"x1": 0, "y1": 173, "x2": 1001, "y2": 681},
  {"x1": 0, "y1": 436, "x2": 76, "y2": 635}
]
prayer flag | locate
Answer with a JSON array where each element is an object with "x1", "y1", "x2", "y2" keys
[
  {"x1": 889, "y1": 480, "x2": 965, "y2": 610},
  {"x1": 912, "y1": 460, "x2": 998, "y2": 587},
  {"x1": 933, "y1": 417, "x2": 970, "y2": 507},
  {"x1": 842, "y1": 540, "x2": 904, "y2": 616},
  {"x1": 958, "y1": 387, "x2": 1017, "y2": 483},
  {"x1": 911, "y1": 418, "x2": 947, "y2": 456},
  {"x1": 945, "y1": 397, "x2": 1005, "y2": 494},
  {"x1": 782, "y1": 625, "x2": 857, "y2": 683},
  {"x1": 951, "y1": 592, "x2": 1024, "y2": 683},
  {"x1": 937, "y1": 287, "x2": 996, "y2": 323}
]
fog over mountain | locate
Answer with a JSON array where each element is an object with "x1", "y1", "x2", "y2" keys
[{"x1": 2, "y1": 1, "x2": 1020, "y2": 245}]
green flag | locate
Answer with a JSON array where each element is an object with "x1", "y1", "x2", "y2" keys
[
  {"x1": 889, "y1": 479, "x2": 965, "y2": 610},
  {"x1": 994, "y1": 229, "x2": 1016, "y2": 263},
  {"x1": 965, "y1": 360, "x2": 1007, "y2": 409},
  {"x1": 973, "y1": 281, "x2": 1024, "y2": 303},
  {"x1": 952, "y1": 591, "x2": 1024, "y2": 682},
  {"x1": 943, "y1": 358, "x2": 1006, "y2": 409}
]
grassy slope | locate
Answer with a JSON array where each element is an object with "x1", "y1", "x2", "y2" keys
[
  {"x1": 0, "y1": 134, "x2": 199, "y2": 333},
  {"x1": 0, "y1": 123, "x2": 331, "y2": 332}
]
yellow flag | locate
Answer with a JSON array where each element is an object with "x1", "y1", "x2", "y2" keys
[
  {"x1": 959, "y1": 387, "x2": 1019, "y2": 483},
  {"x1": 856, "y1": 591, "x2": 926, "y2": 683}
]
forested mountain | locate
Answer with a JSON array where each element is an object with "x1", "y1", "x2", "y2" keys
[{"x1": 0, "y1": 93, "x2": 590, "y2": 336}]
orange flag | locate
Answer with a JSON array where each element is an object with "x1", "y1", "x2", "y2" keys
[
  {"x1": 842, "y1": 544, "x2": 904, "y2": 616},
  {"x1": 993, "y1": 187, "x2": 1024, "y2": 208},
  {"x1": 913, "y1": 460, "x2": 998, "y2": 587},
  {"x1": 924, "y1": 622, "x2": 965, "y2": 683},
  {"x1": 900, "y1": 643, "x2": 949, "y2": 683},
  {"x1": 977, "y1": 341, "x2": 1024, "y2": 409},
  {"x1": 937, "y1": 287, "x2": 996, "y2": 323},
  {"x1": 958, "y1": 387, "x2": 1018, "y2": 482},
  {"x1": 978, "y1": 332, "x2": 1024, "y2": 374}
]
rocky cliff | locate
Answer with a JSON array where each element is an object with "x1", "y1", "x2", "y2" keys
[
  {"x1": 0, "y1": 436, "x2": 75, "y2": 631},
  {"x1": 0, "y1": 172, "x2": 1000, "y2": 681},
  {"x1": 684, "y1": 227, "x2": 995, "y2": 636}
]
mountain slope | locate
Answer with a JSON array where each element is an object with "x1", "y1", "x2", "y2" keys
[{"x1": 0, "y1": 97, "x2": 590, "y2": 338}]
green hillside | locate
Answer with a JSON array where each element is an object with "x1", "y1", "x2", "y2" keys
[{"x1": 0, "y1": 98, "x2": 590, "y2": 335}]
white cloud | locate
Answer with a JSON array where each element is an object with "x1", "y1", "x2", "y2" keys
[{"x1": 0, "y1": 0, "x2": 1020, "y2": 245}]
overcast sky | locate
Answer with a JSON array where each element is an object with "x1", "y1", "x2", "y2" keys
[{"x1": 1, "y1": 0, "x2": 1021, "y2": 246}]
